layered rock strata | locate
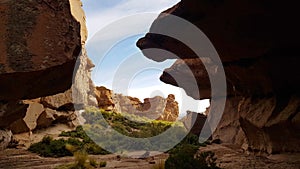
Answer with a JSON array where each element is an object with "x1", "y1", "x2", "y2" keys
[{"x1": 137, "y1": 0, "x2": 300, "y2": 153}]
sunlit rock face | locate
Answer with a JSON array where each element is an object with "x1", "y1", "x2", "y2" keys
[
  {"x1": 95, "y1": 86, "x2": 179, "y2": 122},
  {"x1": 137, "y1": 0, "x2": 300, "y2": 153},
  {"x1": 0, "y1": 0, "x2": 96, "y2": 150},
  {"x1": 0, "y1": 0, "x2": 81, "y2": 129},
  {"x1": 0, "y1": 0, "x2": 81, "y2": 100}
]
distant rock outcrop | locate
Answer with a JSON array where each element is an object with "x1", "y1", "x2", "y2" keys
[
  {"x1": 95, "y1": 86, "x2": 179, "y2": 122},
  {"x1": 137, "y1": 0, "x2": 300, "y2": 153},
  {"x1": 95, "y1": 86, "x2": 115, "y2": 111}
]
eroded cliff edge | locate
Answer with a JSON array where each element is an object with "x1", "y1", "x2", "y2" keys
[
  {"x1": 0, "y1": 0, "x2": 95, "y2": 149},
  {"x1": 137, "y1": 0, "x2": 300, "y2": 154},
  {"x1": 95, "y1": 86, "x2": 179, "y2": 121}
]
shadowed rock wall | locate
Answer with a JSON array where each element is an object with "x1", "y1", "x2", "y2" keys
[{"x1": 137, "y1": 0, "x2": 300, "y2": 153}]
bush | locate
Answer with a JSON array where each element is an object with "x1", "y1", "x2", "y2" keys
[
  {"x1": 165, "y1": 144, "x2": 220, "y2": 169},
  {"x1": 79, "y1": 108, "x2": 187, "y2": 151},
  {"x1": 82, "y1": 109, "x2": 175, "y2": 139},
  {"x1": 28, "y1": 136, "x2": 73, "y2": 157},
  {"x1": 29, "y1": 134, "x2": 109, "y2": 157},
  {"x1": 74, "y1": 150, "x2": 89, "y2": 168},
  {"x1": 60, "y1": 126, "x2": 92, "y2": 143},
  {"x1": 99, "y1": 161, "x2": 107, "y2": 167},
  {"x1": 59, "y1": 126, "x2": 110, "y2": 155},
  {"x1": 89, "y1": 158, "x2": 98, "y2": 168},
  {"x1": 54, "y1": 146, "x2": 100, "y2": 169}
]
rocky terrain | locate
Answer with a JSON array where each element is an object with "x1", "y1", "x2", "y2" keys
[
  {"x1": 137, "y1": 0, "x2": 300, "y2": 154},
  {"x1": 1, "y1": 0, "x2": 300, "y2": 168},
  {"x1": 0, "y1": 0, "x2": 95, "y2": 150},
  {"x1": 0, "y1": 149, "x2": 168, "y2": 169},
  {"x1": 95, "y1": 86, "x2": 179, "y2": 121},
  {"x1": 200, "y1": 144, "x2": 300, "y2": 169}
]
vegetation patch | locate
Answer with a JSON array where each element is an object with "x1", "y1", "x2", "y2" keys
[
  {"x1": 29, "y1": 107, "x2": 219, "y2": 169},
  {"x1": 54, "y1": 146, "x2": 107, "y2": 169},
  {"x1": 83, "y1": 108, "x2": 175, "y2": 138},
  {"x1": 81, "y1": 108, "x2": 187, "y2": 152},
  {"x1": 29, "y1": 108, "x2": 186, "y2": 156},
  {"x1": 165, "y1": 144, "x2": 220, "y2": 169},
  {"x1": 29, "y1": 126, "x2": 109, "y2": 157}
]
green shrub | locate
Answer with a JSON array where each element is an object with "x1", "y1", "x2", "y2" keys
[
  {"x1": 165, "y1": 144, "x2": 220, "y2": 169},
  {"x1": 99, "y1": 161, "x2": 107, "y2": 167},
  {"x1": 74, "y1": 150, "x2": 89, "y2": 168},
  {"x1": 195, "y1": 151, "x2": 220, "y2": 169},
  {"x1": 81, "y1": 108, "x2": 189, "y2": 151},
  {"x1": 59, "y1": 126, "x2": 110, "y2": 155},
  {"x1": 28, "y1": 136, "x2": 73, "y2": 157},
  {"x1": 82, "y1": 109, "x2": 175, "y2": 139},
  {"x1": 178, "y1": 133, "x2": 207, "y2": 147},
  {"x1": 54, "y1": 145, "x2": 100, "y2": 169},
  {"x1": 31, "y1": 108, "x2": 190, "y2": 157},
  {"x1": 89, "y1": 158, "x2": 98, "y2": 168},
  {"x1": 60, "y1": 126, "x2": 92, "y2": 143},
  {"x1": 29, "y1": 134, "x2": 109, "y2": 157}
]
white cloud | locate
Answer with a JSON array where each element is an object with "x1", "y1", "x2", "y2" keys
[
  {"x1": 81, "y1": 0, "x2": 211, "y2": 118},
  {"x1": 83, "y1": 0, "x2": 180, "y2": 38}
]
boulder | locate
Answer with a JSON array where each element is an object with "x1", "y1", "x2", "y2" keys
[
  {"x1": 36, "y1": 109, "x2": 56, "y2": 129},
  {"x1": 40, "y1": 89, "x2": 73, "y2": 110},
  {"x1": 212, "y1": 96, "x2": 300, "y2": 154},
  {"x1": 0, "y1": 0, "x2": 82, "y2": 101},
  {"x1": 0, "y1": 101, "x2": 28, "y2": 128},
  {"x1": 0, "y1": 130, "x2": 12, "y2": 151},
  {"x1": 137, "y1": 0, "x2": 300, "y2": 153},
  {"x1": 0, "y1": 0, "x2": 96, "y2": 150},
  {"x1": 9, "y1": 102, "x2": 44, "y2": 134},
  {"x1": 9, "y1": 119, "x2": 30, "y2": 134}
]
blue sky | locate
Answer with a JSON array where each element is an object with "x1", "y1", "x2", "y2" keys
[{"x1": 81, "y1": 0, "x2": 210, "y2": 117}]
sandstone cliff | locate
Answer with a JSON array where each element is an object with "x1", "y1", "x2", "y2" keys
[
  {"x1": 137, "y1": 0, "x2": 300, "y2": 154},
  {"x1": 95, "y1": 86, "x2": 179, "y2": 121},
  {"x1": 0, "y1": 0, "x2": 95, "y2": 150}
]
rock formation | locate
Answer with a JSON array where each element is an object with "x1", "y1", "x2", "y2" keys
[
  {"x1": 0, "y1": 0, "x2": 95, "y2": 150},
  {"x1": 0, "y1": 130, "x2": 12, "y2": 151},
  {"x1": 137, "y1": 0, "x2": 300, "y2": 154},
  {"x1": 95, "y1": 86, "x2": 115, "y2": 111},
  {"x1": 0, "y1": 0, "x2": 81, "y2": 101},
  {"x1": 181, "y1": 111, "x2": 208, "y2": 136},
  {"x1": 95, "y1": 86, "x2": 179, "y2": 121},
  {"x1": 9, "y1": 96, "x2": 84, "y2": 134}
]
